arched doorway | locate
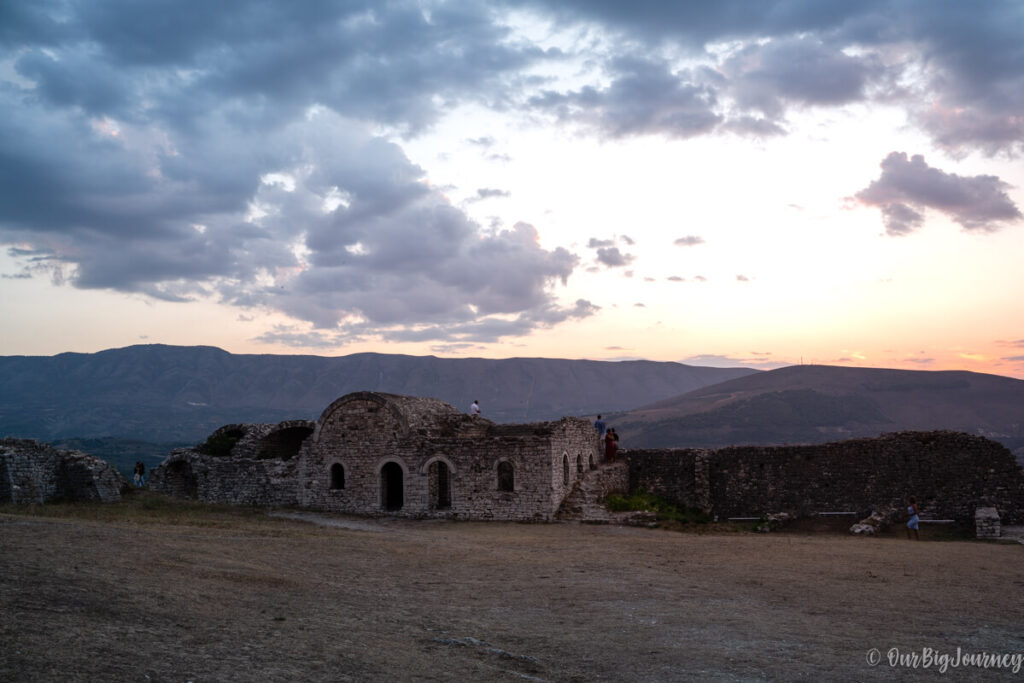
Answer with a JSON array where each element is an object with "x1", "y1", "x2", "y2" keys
[
  {"x1": 381, "y1": 462, "x2": 404, "y2": 511},
  {"x1": 428, "y1": 461, "x2": 451, "y2": 510},
  {"x1": 165, "y1": 460, "x2": 198, "y2": 499}
]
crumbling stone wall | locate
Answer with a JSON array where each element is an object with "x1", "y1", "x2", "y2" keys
[
  {"x1": 0, "y1": 438, "x2": 127, "y2": 503},
  {"x1": 148, "y1": 422, "x2": 311, "y2": 506},
  {"x1": 627, "y1": 431, "x2": 1024, "y2": 523}
]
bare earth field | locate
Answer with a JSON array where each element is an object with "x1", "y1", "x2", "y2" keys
[{"x1": 2, "y1": 496, "x2": 1023, "y2": 682}]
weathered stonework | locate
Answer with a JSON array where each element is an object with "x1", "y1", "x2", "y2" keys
[
  {"x1": 627, "y1": 431, "x2": 1024, "y2": 524},
  {"x1": 146, "y1": 394, "x2": 1024, "y2": 526},
  {"x1": 975, "y1": 507, "x2": 1001, "y2": 539},
  {"x1": 147, "y1": 421, "x2": 313, "y2": 506},
  {"x1": 0, "y1": 438, "x2": 127, "y2": 504},
  {"x1": 151, "y1": 392, "x2": 599, "y2": 521}
]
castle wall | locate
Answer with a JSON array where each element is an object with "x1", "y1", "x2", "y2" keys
[
  {"x1": 0, "y1": 438, "x2": 126, "y2": 504},
  {"x1": 627, "y1": 431, "x2": 1024, "y2": 523},
  {"x1": 148, "y1": 448, "x2": 299, "y2": 506}
]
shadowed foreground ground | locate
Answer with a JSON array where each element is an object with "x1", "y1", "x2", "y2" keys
[{"x1": 2, "y1": 498, "x2": 1022, "y2": 681}]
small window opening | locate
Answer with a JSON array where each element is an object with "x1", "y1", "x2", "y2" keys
[
  {"x1": 497, "y1": 461, "x2": 514, "y2": 492},
  {"x1": 330, "y1": 463, "x2": 345, "y2": 490}
]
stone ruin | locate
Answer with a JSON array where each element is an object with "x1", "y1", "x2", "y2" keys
[
  {"x1": 150, "y1": 391, "x2": 599, "y2": 521},
  {"x1": 8, "y1": 390, "x2": 1022, "y2": 535},
  {"x1": 626, "y1": 431, "x2": 1024, "y2": 532},
  {"x1": 145, "y1": 392, "x2": 1024, "y2": 532},
  {"x1": 1, "y1": 438, "x2": 127, "y2": 504}
]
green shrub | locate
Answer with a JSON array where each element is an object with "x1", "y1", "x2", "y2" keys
[
  {"x1": 606, "y1": 489, "x2": 710, "y2": 524},
  {"x1": 198, "y1": 429, "x2": 243, "y2": 457}
]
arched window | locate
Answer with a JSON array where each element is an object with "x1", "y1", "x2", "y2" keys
[
  {"x1": 576, "y1": 454, "x2": 583, "y2": 474},
  {"x1": 428, "y1": 460, "x2": 451, "y2": 510},
  {"x1": 563, "y1": 453, "x2": 570, "y2": 486},
  {"x1": 329, "y1": 463, "x2": 345, "y2": 490},
  {"x1": 497, "y1": 461, "x2": 514, "y2": 492}
]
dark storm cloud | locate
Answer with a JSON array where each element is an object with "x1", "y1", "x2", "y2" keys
[
  {"x1": 0, "y1": 2, "x2": 590, "y2": 343},
  {"x1": 7, "y1": 1, "x2": 544, "y2": 134},
  {"x1": 4, "y1": 0, "x2": 1024, "y2": 348},
  {"x1": 517, "y1": 0, "x2": 1024, "y2": 154},
  {"x1": 720, "y1": 36, "x2": 881, "y2": 120},
  {"x1": 855, "y1": 152, "x2": 1022, "y2": 235}
]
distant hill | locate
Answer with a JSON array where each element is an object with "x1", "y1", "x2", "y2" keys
[
  {"x1": 611, "y1": 365, "x2": 1024, "y2": 459},
  {"x1": 0, "y1": 344, "x2": 757, "y2": 443}
]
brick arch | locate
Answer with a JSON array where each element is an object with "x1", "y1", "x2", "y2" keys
[
  {"x1": 259, "y1": 421, "x2": 315, "y2": 460},
  {"x1": 377, "y1": 457, "x2": 408, "y2": 512},
  {"x1": 197, "y1": 424, "x2": 249, "y2": 456},
  {"x1": 163, "y1": 460, "x2": 198, "y2": 499},
  {"x1": 495, "y1": 458, "x2": 516, "y2": 492},
  {"x1": 423, "y1": 456, "x2": 454, "y2": 511},
  {"x1": 419, "y1": 454, "x2": 457, "y2": 476},
  {"x1": 312, "y1": 392, "x2": 411, "y2": 443}
]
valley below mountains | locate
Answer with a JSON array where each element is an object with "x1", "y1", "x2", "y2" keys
[{"x1": 2, "y1": 345, "x2": 1022, "y2": 469}]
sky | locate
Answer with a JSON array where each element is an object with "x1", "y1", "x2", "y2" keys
[{"x1": 1, "y1": 1, "x2": 1023, "y2": 377}]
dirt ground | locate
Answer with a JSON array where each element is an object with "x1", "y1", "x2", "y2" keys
[{"x1": 2, "y1": 499, "x2": 1023, "y2": 682}]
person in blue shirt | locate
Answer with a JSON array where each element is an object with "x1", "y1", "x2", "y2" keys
[{"x1": 594, "y1": 414, "x2": 606, "y2": 439}]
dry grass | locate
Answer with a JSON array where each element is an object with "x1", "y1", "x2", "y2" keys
[{"x1": 3, "y1": 492, "x2": 1023, "y2": 681}]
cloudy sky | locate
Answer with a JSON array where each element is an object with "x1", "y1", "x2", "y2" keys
[{"x1": 2, "y1": 1, "x2": 1023, "y2": 377}]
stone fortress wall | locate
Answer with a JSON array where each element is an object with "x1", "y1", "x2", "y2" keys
[
  {"x1": 147, "y1": 421, "x2": 313, "y2": 506},
  {"x1": 150, "y1": 392, "x2": 598, "y2": 522},
  {"x1": 131, "y1": 392, "x2": 1024, "y2": 527},
  {"x1": 0, "y1": 438, "x2": 127, "y2": 504},
  {"x1": 626, "y1": 431, "x2": 1024, "y2": 524}
]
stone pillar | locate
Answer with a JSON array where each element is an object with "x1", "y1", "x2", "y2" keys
[{"x1": 975, "y1": 507, "x2": 1001, "y2": 539}]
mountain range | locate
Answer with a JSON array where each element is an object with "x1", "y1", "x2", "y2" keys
[
  {"x1": 611, "y1": 364, "x2": 1024, "y2": 458},
  {"x1": 2, "y1": 345, "x2": 1022, "y2": 469},
  {"x1": 0, "y1": 344, "x2": 756, "y2": 442}
]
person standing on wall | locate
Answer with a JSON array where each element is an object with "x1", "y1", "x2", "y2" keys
[
  {"x1": 605, "y1": 429, "x2": 617, "y2": 463},
  {"x1": 470, "y1": 399, "x2": 481, "y2": 417}
]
